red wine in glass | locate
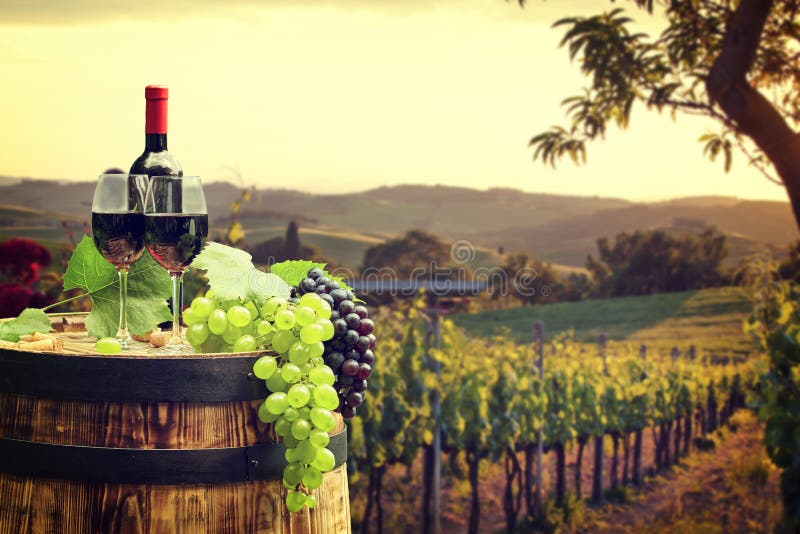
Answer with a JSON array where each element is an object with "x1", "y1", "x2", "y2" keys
[
  {"x1": 145, "y1": 214, "x2": 208, "y2": 274},
  {"x1": 144, "y1": 175, "x2": 208, "y2": 354},
  {"x1": 91, "y1": 212, "x2": 146, "y2": 268},
  {"x1": 91, "y1": 173, "x2": 148, "y2": 350}
]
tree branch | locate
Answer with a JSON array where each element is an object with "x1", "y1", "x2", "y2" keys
[{"x1": 706, "y1": 0, "x2": 800, "y2": 227}]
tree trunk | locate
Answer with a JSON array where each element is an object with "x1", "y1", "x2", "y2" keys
[
  {"x1": 524, "y1": 443, "x2": 535, "y2": 520},
  {"x1": 708, "y1": 385, "x2": 718, "y2": 433},
  {"x1": 674, "y1": 418, "x2": 681, "y2": 463},
  {"x1": 706, "y1": 0, "x2": 800, "y2": 231},
  {"x1": 362, "y1": 466, "x2": 377, "y2": 534},
  {"x1": 698, "y1": 406, "x2": 706, "y2": 435},
  {"x1": 661, "y1": 422, "x2": 672, "y2": 468},
  {"x1": 555, "y1": 442, "x2": 566, "y2": 507},
  {"x1": 622, "y1": 432, "x2": 630, "y2": 486},
  {"x1": 652, "y1": 427, "x2": 661, "y2": 471},
  {"x1": 422, "y1": 445, "x2": 434, "y2": 534},
  {"x1": 633, "y1": 430, "x2": 643, "y2": 485},
  {"x1": 592, "y1": 435, "x2": 604, "y2": 503},
  {"x1": 610, "y1": 432, "x2": 619, "y2": 489},
  {"x1": 375, "y1": 465, "x2": 386, "y2": 534},
  {"x1": 575, "y1": 438, "x2": 585, "y2": 499},
  {"x1": 503, "y1": 448, "x2": 522, "y2": 533},
  {"x1": 684, "y1": 414, "x2": 692, "y2": 455},
  {"x1": 468, "y1": 452, "x2": 481, "y2": 534}
]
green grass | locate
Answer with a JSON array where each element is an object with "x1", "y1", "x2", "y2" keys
[{"x1": 451, "y1": 287, "x2": 754, "y2": 355}]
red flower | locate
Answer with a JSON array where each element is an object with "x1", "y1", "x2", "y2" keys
[
  {"x1": 0, "y1": 283, "x2": 33, "y2": 318},
  {"x1": 0, "y1": 238, "x2": 51, "y2": 286}
]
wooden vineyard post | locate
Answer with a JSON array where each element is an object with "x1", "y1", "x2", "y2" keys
[
  {"x1": 533, "y1": 321, "x2": 545, "y2": 521},
  {"x1": 431, "y1": 308, "x2": 442, "y2": 534},
  {"x1": 592, "y1": 333, "x2": 607, "y2": 503},
  {"x1": 422, "y1": 301, "x2": 443, "y2": 534},
  {"x1": 633, "y1": 344, "x2": 645, "y2": 486}
]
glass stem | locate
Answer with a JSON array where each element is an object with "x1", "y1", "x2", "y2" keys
[
  {"x1": 167, "y1": 273, "x2": 182, "y2": 347},
  {"x1": 115, "y1": 268, "x2": 130, "y2": 342}
]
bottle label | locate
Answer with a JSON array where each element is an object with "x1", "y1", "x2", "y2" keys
[{"x1": 145, "y1": 86, "x2": 168, "y2": 134}]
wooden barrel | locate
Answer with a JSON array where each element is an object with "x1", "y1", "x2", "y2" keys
[{"x1": 0, "y1": 320, "x2": 351, "y2": 533}]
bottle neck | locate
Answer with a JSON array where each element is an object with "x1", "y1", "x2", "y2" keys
[{"x1": 145, "y1": 133, "x2": 168, "y2": 151}]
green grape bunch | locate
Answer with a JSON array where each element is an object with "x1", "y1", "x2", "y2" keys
[
  {"x1": 185, "y1": 287, "x2": 339, "y2": 512},
  {"x1": 255, "y1": 292, "x2": 341, "y2": 513},
  {"x1": 188, "y1": 247, "x2": 376, "y2": 514}
]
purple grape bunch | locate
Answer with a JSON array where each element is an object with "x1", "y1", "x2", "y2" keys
[{"x1": 292, "y1": 267, "x2": 375, "y2": 419}]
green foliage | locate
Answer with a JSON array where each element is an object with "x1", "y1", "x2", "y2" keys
[
  {"x1": 270, "y1": 260, "x2": 327, "y2": 287},
  {"x1": 586, "y1": 228, "x2": 727, "y2": 297},
  {"x1": 491, "y1": 253, "x2": 560, "y2": 306},
  {"x1": 451, "y1": 287, "x2": 752, "y2": 355},
  {"x1": 0, "y1": 308, "x2": 50, "y2": 342},
  {"x1": 361, "y1": 229, "x2": 451, "y2": 277},
  {"x1": 777, "y1": 239, "x2": 800, "y2": 283},
  {"x1": 699, "y1": 131, "x2": 733, "y2": 173},
  {"x1": 270, "y1": 260, "x2": 355, "y2": 295},
  {"x1": 62, "y1": 236, "x2": 171, "y2": 338},
  {"x1": 742, "y1": 260, "x2": 800, "y2": 528},
  {"x1": 526, "y1": 0, "x2": 800, "y2": 184},
  {"x1": 351, "y1": 296, "x2": 757, "y2": 528},
  {"x1": 191, "y1": 241, "x2": 291, "y2": 302}
]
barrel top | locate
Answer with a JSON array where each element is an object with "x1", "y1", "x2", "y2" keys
[
  {"x1": 0, "y1": 315, "x2": 273, "y2": 402},
  {"x1": 54, "y1": 331, "x2": 264, "y2": 359}
]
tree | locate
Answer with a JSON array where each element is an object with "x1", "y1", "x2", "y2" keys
[
  {"x1": 586, "y1": 228, "x2": 727, "y2": 296},
  {"x1": 778, "y1": 239, "x2": 800, "y2": 282},
  {"x1": 493, "y1": 253, "x2": 560, "y2": 305},
  {"x1": 361, "y1": 230, "x2": 452, "y2": 278},
  {"x1": 283, "y1": 220, "x2": 301, "y2": 260},
  {"x1": 517, "y1": 0, "x2": 800, "y2": 229},
  {"x1": 562, "y1": 272, "x2": 593, "y2": 301},
  {"x1": 247, "y1": 221, "x2": 322, "y2": 266}
]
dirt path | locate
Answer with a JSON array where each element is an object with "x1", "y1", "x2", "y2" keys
[{"x1": 578, "y1": 411, "x2": 782, "y2": 534}]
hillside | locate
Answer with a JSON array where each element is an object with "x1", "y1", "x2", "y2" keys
[
  {"x1": 476, "y1": 199, "x2": 797, "y2": 266},
  {"x1": 451, "y1": 287, "x2": 753, "y2": 356},
  {"x1": 0, "y1": 177, "x2": 795, "y2": 270}
]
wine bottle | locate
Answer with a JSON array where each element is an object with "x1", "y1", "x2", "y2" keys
[
  {"x1": 130, "y1": 85, "x2": 184, "y2": 328},
  {"x1": 130, "y1": 85, "x2": 183, "y2": 178}
]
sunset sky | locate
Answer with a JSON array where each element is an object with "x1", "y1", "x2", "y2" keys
[{"x1": 0, "y1": 0, "x2": 788, "y2": 202}]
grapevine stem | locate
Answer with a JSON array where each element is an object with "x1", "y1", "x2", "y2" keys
[{"x1": 41, "y1": 291, "x2": 91, "y2": 312}]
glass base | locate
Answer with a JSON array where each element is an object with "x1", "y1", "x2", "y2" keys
[
  {"x1": 116, "y1": 336, "x2": 149, "y2": 351},
  {"x1": 149, "y1": 338, "x2": 196, "y2": 355}
]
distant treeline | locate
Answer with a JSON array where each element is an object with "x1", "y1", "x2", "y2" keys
[{"x1": 236, "y1": 219, "x2": 800, "y2": 306}]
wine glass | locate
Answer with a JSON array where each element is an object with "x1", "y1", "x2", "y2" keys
[
  {"x1": 144, "y1": 176, "x2": 208, "y2": 353},
  {"x1": 91, "y1": 173, "x2": 148, "y2": 349}
]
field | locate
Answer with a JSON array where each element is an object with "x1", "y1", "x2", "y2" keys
[{"x1": 451, "y1": 287, "x2": 753, "y2": 355}]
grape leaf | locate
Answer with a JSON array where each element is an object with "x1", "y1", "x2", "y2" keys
[
  {"x1": 270, "y1": 260, "x2": 327, "y2": 287},
  {"x1": 248, "y1": 270, "x2": 292, "y2": 302},
  {"x1": 191, "y1": 242, "x2": 254, "y2": 299},
  {"x1": 270, "y1": 260, "x2": 357, "y2": 295},
  {"x1": 0, "y1": 308, "x2": 51, "y2": 342},
  {"x1": 192, "y1": 241, "x2": 291, "y2": 302},
  {"x1": 62, "y1": 236, "x2": 172, "y2": 338}
]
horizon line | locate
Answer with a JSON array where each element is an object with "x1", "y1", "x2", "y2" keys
[{"x1": 0, "y1": 173, "x2": 789, "y2": 205}]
